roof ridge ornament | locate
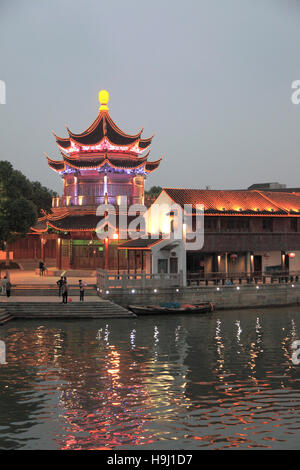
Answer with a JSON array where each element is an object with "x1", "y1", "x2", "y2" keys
[{"x1": 99, "y1": 89, "x2": 109, "y2": 111}]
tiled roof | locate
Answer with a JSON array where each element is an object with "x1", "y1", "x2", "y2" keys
[
  {"x1": 118, "y1": 238, "x2": 163, "y2": 250},
  {"x1": 47, "y1": 151, "x2": 161, "y2": 173},
  {"x1": 31, "y1": 211, "x2": 138, "y2": 233},
  {"x1": 162, "y1": 188, "x2": 300, "y2": 215},
  {"x1": 54, "y1": 111, "x2": 153, "y2": 149}
]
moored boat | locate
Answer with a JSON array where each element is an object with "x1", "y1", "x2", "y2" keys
[{"x1": 128, "y1": 302, "x2": 214, "y2": 316}]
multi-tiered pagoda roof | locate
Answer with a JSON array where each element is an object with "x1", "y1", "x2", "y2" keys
[{"x1": 46, "y1": 90, "x2": 162, "y2": 175}]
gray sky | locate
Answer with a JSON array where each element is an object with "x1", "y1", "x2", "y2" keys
[{"x1": 1, "y1": 0, "x2": 300, "y2": 194}]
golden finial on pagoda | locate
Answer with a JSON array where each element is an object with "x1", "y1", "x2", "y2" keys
[{"x1": 99, "y1": 89, "x2": 109, "y2": 111}]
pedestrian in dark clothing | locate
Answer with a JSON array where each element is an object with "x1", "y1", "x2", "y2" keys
[
  {"x1": 39, "y1": 261, "x2": 44, "y2": 276},
  {"x1": 57, "y1": 276, "x2": 64, "y2": 297},
  {"x1": 62, "y1": 282, "x2": 68, "y2": 304},
  {"x1": 79, "y1": 280, "x2": 85, "y2": 302},
  {"x1": 6, "y1": 280, "x2": 11, "y2": 298}
]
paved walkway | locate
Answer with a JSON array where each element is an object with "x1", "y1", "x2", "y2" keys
[
  {"x1": 0, "y1": 296, "x2": 105, "y2": 303},
  {"x1": 0, "y1": 270, "x2": 97, "y2": 286}
]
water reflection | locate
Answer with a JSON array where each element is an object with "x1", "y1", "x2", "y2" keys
[{"x1": 1, "y1": 307, "x2": 300, "y2": 449}]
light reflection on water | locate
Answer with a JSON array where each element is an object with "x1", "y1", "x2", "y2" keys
[{"x1": 1, "y1": 306, "x2": 300, "y2": 449}]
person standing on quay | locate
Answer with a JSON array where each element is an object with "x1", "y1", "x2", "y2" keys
[
  {"x1": 6, "y1": 278, "x2": 11, "y2": 298},
  {"x1": 56, "y1": 276, "x2": 64, "y2": 297},
  {"x1": 39, "y1": 261, "x2": 45, "y2": 276},
  {"x1": 1, "y1": 276, "x2": 7, "y2": 296},
  {"x1": 79, "y1": 280, "x2": 85, "y2": 302},
  {"x1": 62, "y1": 281, "x2": 68, "y2": 304}
]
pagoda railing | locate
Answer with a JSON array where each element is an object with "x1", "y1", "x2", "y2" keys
[{"x1": 52, "y1": 195, "x2": 141, "y2": 208}]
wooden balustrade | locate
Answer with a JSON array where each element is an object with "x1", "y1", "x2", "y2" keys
[{"x1": 186, "y1": 270, "x2": 300, "y2": 286}]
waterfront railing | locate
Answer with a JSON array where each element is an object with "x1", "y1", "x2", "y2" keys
[
  {"x1": 97, "y1": 269, "x2": 183, "y2": 291},
  {"x1": 187, "y1": 270, "x2": 300, "y2": 286}
]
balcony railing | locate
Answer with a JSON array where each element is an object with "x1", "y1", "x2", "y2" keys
[
  {"x1": 187, "y1": 270, "x2": 300, "y2": 286},
  {"x1": 52, "y1": 195, "x2": 142, "y2": 208}
]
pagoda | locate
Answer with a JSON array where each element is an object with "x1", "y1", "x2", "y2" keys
[{"x1": 31, "y1": 90, "x2": 163, "y2": 270}]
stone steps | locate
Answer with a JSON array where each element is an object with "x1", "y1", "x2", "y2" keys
[
  {"x1": 0, "y1": 308, "x2": 14, "y2": 325},
  {"x1": 11, "y1": 284, "x2": 98, "y2": 297},
  {"x1": 1, "y1": 301, "x2": 135, "y2": 319}
]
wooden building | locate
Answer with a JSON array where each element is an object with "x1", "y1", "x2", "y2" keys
[
  {"x1": 9, "y1": 91, "x2": 300, "y2": 279},
  {"x1": 134, "y1": 188, "x2": 300, "y2": 282},
  {"x1": 11, "y1": 90, "x2": 162, "y2": 269}
]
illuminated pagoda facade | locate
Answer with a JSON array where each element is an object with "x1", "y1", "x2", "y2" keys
[{"x1": 30, "y1": 90, "x2": 162, "y2": 269}]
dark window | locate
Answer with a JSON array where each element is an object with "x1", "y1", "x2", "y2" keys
[
  {"x1": 170, "y1": 257, "x2": 178, "y2": 273},
  {"x1": 291, "y1": 218, "x2": 298, "y2": 232},
  {"x1": 220, "y1": 217, "x2": 249, "y2": 232},
  {"x1": 158, "y1": 259, "x2": 168, "y2": 273},
  {"x1": 204, "y1": 217, "x2": 219, "y2": 231},
  {"x1": 263, "y1": 218, "x2": 273, "y2": 232},
  {"x1": 170, "y1": 211, "x2": 175, "y2": 233}
]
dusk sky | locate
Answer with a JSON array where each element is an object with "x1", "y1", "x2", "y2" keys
[{"x1": 1, "y1": 0, "x2": 300, "y2": 193}]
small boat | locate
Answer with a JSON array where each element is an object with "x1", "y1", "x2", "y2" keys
[{"x1": 128, "y1": 302, "x2": 214, "y2": 316}]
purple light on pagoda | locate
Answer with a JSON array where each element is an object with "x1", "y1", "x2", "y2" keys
[{"x1": 60, "y1": 138, "x2": 145, "y2": 157}]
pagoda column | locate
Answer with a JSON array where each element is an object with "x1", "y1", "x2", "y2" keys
[
  {"x1": 56, "y1": 237, "x2": 62, "y2": 270},
  {"x1": 41, "y1": 237, "x2": 46, "y2": 262},
  {"x1": 104, "y1": 237, "x2": 109, "y2": 271}
]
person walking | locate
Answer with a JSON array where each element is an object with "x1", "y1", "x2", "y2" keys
[
  {"x1": 79, "y1": 280, "x2": 85, "y2": 302},
  {"x1": 62, "y1": 282, "x2": 68, "y2": 304},
  {"x1": 1, "y1": 276, "x2": 7, "y2": 296},
  {"x1": 6, "y1": 279, "x2": 11, "y2": 298},
  {"x1": 39, "y1": 261, "x2": 44, "y2": 276},
  {"x1": 56, "y1": 276, "x2": 64, "y2": 297}
]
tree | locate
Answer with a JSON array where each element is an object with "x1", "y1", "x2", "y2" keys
[
  {"x1": 0, "y1": 161, "x2": 55, "y2": 265},
  {"x1": 30, "y1": 181, "x2": 57, "y2": 214},
  {"x1": 145, "y1": 185, "x2": 162, "y2": 198}
]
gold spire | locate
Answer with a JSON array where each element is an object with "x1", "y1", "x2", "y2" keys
[{"x1": 99, "y1": 89, "x2": 109, "y2": 111}]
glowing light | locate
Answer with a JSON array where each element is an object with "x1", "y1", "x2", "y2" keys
[
  {"x1": 236, "y1": 286, "x2": 240, "y2": 290},
  {"x1": 131, "y1": 289, "x2": 136, "y2": 294},
  {"x1": 104, "y1": 174, "x2": 108, "y2": 195},
  {"x1": 78, "y1": 195, "x2": 83, "y2": 205},
  {"x1": 182, "y1": 223, "x2": 187, "y2": 240},
  {"x1": 112, "y1": 233, "x2": 119, "y2": 240},
  {"x1": 99, "y1": 89, "x2": 109, "y2": 111},
  {"x1": 288, "y1": 252, "x2": 296, "y2": 258},
  {"x1": 154, "y1": 289, "x2": 158, "y2": 293}
]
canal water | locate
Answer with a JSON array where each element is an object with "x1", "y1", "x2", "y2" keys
[{"x1": 1, "y1": 307, "x2": 300, "y2": 450}]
